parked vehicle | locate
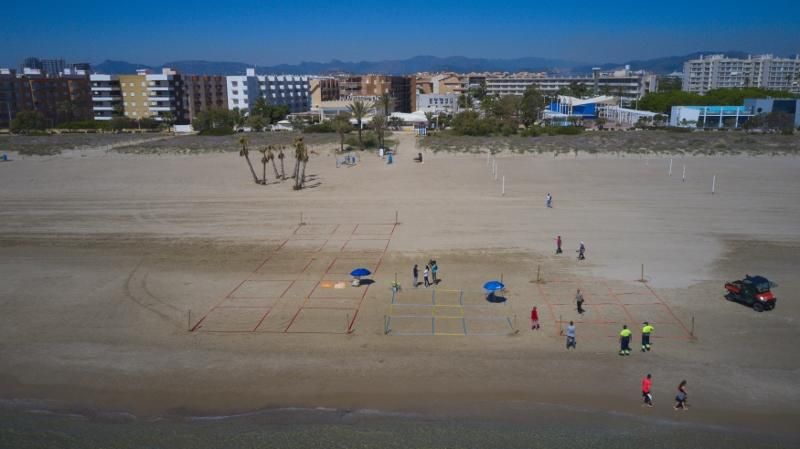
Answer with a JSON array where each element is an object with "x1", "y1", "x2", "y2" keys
[{"x1": 724, "y1": 275, "x2": 777, "y2": 312}]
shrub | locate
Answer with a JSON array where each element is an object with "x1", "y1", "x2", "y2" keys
[
  {"x1": 198, "y1": 127, "x2": 235, "y2": 136},
  {"x1": 303, "y1": 121, "x2": 335, "y2": 133}
]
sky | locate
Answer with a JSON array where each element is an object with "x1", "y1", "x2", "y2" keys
[{"x1": 2, "y1": 0, "x2": 800, "y2": 67}]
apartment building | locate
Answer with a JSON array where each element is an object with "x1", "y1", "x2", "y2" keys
[
  {"x1": 309, "y1": 77, "x2": 339, "y2": 107},
  {"x1": 226, "y1": 68, "x2": 310, "y2": 114},
  {"x1": 416, "y1": 73, "x2": 462, "y2": 95},
  {"x1": 2, "y1": 68, "x2": 93, "y2": 126},
  {"x1": 338, "y1": 75, "x2": 416, "y2": 112},
  {"x1": 146, "y1": 68, "x2": 188, "y2": 124},
  {"x1": 183, "y1": 75, "x2": 227, "y2": 121},
  {"x1": 416, "y1": 93, "x2": 460, "y2": 113},
  {"x1": 119, "y1": 72, "x2": 151, "y2": 120},
  {"x1": 90, "y1": 74, "x2": 122, "y2": 120},
  {"x1": 485, "y1": 68, "x2": 657, "y2": 105},
  {"x1": 683, "y1": 54, "x2": 800, "y2": 94}
]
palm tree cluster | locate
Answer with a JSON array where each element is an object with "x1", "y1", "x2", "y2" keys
[{"x1": 238, "y1": 137, "x2": 308, "y2": 189}]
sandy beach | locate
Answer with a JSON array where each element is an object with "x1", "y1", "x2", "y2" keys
[{"x1": 1, "y1": 133, "x2": 799, "y2": 446}]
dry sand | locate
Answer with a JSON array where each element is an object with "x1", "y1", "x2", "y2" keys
[{"x1": 1, "y1": 133, "x2": 799, "y2": 443}]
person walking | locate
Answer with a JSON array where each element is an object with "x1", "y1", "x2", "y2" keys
[
  {"x1": 641, "y1": 321, "x2": 654, "y2": 352},
  {"x1": 546, "y1": 193, "x2": 553, "y2": 208},
  {"x1": 423, "y1": 265, "x2": 431, "y2": 288},
  {"x1": 575, "y1": 289, "x2": 585, "y2": 314},
  {"x1": 531, "y1": 306, "x2": 540, "y2": 330},
  {"x1": 412, "y1": 264, "x2": 419, "y2": 288},
  {"x1": 577, "y1": 242, "x2": 586, "y2": 260},
  {"x1": 642, "y1": 374, "x2": 654, "y2": 407},
  {"x1": 431, "y1": 260, "x2": 438, "y2": 285},
  {"x1": 674, "y1": 380, "x2": 689, "y2": 410},
  {"x1": 555, "y1": 235, "x2": 563, "y2": 255},
  {"x1": 566, "y1": 321, "x2": 577, "y2": 349},
  {"x1": 619, "y1": 324, "x2": 632, "y2": 356}
]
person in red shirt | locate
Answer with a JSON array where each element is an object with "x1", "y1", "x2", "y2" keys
[
  {"x1": 642, "y1": 374, "x2": 653, "y2": 407},
  {"x1": 530, "y1": 306, "x2": 540, "y2": 330}
]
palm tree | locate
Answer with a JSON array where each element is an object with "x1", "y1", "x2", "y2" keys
[
  {"x1": 347, "y1": 100, "x2": 373, "y2": 150},
  {"x1": 278, "y1": 146, "x2": 286, "y2": 179},
  {"x1": 331, "y1": 113, "x2": 352, "y2": 152},
  {"x1": 424, "y1": 111, "x2": 434, "y2": 129},
  {"x1": 293, "y1": 137, "x2": 308, "y2": 190},
  {"x1": 266, "y1": 145, "x2": 280, "y2": 179},
  {"x1": 371, "y1": 113, "x2": 387, "y2": 148},
  {"x1": 377, "y1": 93, "x2": 392, "y2": 116},
  {"x1": 238, "y1": 137, "x2": 260, "y2": 184},
  {"x1": 258, "y1": 147, "x2": 268, "y2": 185},
  {"x1": 292, "y1": 137, "x2": 303, "y2": 181}
]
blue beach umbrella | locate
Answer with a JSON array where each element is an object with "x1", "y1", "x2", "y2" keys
[
  {"x1": 483, "y1": 280, "x2": 505, "y2": 292},
  {"x1": 350, "y1": 268, "x2": 372, "y2": 277}
]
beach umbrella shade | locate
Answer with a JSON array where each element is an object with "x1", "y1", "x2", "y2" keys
[
  {"x1": 350, "y1": 268, "x2": 372, "y2": 277},
  {"x1": 483, "y1": 280, "x2": 505, "y2": 292}
]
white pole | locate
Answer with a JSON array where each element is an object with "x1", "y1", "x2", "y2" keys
[
  {"x1": 487, "y1": 151, "x2": 490, "y2": 164},
  {"x1": 682, "y1": 165, "x2": 686, "y2": 182},
  {"x1": 669, "y1": 159, "x2": 673, "y2": 176},
  {"x1": 495, "y1": 168, "x2": 498, "y2": 181},
  {"x1": 712, "y1": 175, "x2": 716, "y2": 194},
  {"x1": 502, "y1": 176, "x2": 505, "y2": 195}
]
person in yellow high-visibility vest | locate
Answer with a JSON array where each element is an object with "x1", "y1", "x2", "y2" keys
[
  {"x1": 619, "y1": 325, "x2": 632, "y2": 356},
  {"x1": 641, "y1": 322, "x2": 654, "y2": 352}
]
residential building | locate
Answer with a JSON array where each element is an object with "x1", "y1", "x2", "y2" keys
[
  {"x1": 0, "y1": 69, "x2": 24, "y2": 127},
  {"x1": 743, "y1": 98, "x2": 800, "y2": 128},
  {"x1": 683, "y1": 54, "x2": 800, "y2": 94},
  {"x1": 226, "y1": 68, "x2": 311, "y2": 114},
  {"x1": 119, "y1": 71, "x2": 151, "y2": 120},
  {"x1": 17, "y1": 68, "x2": 92, "y2": 125},
  {"x1": 416, "y1": 93, "x2": 460, "y2": 113},
  {"x1": 183, "y1": 75, "x2": 227, "y2": 122},
  {"x1": 41, "y1": 59, "x2": 67, "y2": 76},
  {"x1": 309, "y1": 77, "x2": 339, "y2": 107},
  {"x1": 485, "y1": 68, "x2": 657, "y2": 106},
  {"x1": 146, "y1": 68, "x2": 188, "y2": 124},
  {"x1": 90, "y1": 74, "x2": 122, "y2": 120},
  {"x1": 337, "y1": 75, "x2": 416, "y2": 113}
]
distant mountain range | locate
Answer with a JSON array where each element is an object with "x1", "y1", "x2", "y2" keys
[{"x1": 93, "y1": 51, "x2": 756, "y2": 76}]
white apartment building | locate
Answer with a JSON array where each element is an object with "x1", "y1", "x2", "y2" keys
[
  {"x1": 89, "y1": 74, "x2": 122, "y2": 120},
  {"x1": 226, "y1": 68, "x2": 310, "y2": 114},
  {"x1": 485, "y1": 68, "x2": 657, "y2": 106},
  {"x1": 683, "y1": 54, "x2": 800, "y2": 94},
  {"x1": 416, "y1": 93, "x2": 460, "y2": 113}
]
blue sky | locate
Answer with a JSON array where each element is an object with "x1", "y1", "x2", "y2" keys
[{"x1": 2, "y1": 0, "x2": 799, "y2": 67}]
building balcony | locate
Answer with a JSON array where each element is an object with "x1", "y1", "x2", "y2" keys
[
  {"x1": 150, "y1": 106, "x2": 176, "y2": 111},
  {"x1": 93, "y1": 106, "x2": 114, "y2": 111},
  {"x1": 92, "y1": 96, "x2": 121, "y2": 102}
]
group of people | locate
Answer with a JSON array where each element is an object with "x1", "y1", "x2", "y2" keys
[
  {"x1": 554, "y1": 236, "x2": 586, "y2": 261},
  {"x1": 619, "y1": 322, "x2": 654, "y2": 355},
  {"x1": 412, "y1": 260, "x2": 439, "y2": 288},
  {"x1": 642, "y1": 374, "x2": 690, "y2": 410}
]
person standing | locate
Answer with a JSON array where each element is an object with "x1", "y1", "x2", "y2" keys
[
  {"x1": 641, "y1": 321, "x2": 654, "y2": 352},
  {"x1": 546, "y1": 193, "x2": 553, "y2": 208},
  {"x1": 642, "y1": 374, "x2": 654, "y2": 407},
  {"x1": 531, "y1": 306, "x2": 540, "y2": 330},
  {"x1": 566, "y1": 321, "x2": 576, "y2": 349},
  {"x1": 431, "y1": 260, "x2": 438, "y2": 284},
  {"x1": 674, "y1": 380, "x2": 688, "y2": 410},
  {"x1": 423, "y1": 265, "x2": 430, "y2": 288},
  {"x1": 619, "y1": 324, "x2": 632, "y2": 356},
  {"x1": 577, "y1": 242, "x2": 586, "y2": 260},
  {"x1": 555, "y1": 235, "x2": 563, "y2": 255},
  {"x1": 575, "y1": 289, "x2": 585, "y2": 314},
  {"x1": 412, "y1": 264, "x2": 419, "y2": 288}
]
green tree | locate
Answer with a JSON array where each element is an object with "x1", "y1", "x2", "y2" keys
[
  {"x1": 568, "y1": 81, "x2": 589, "y2": 98},
  {"x1": 247, "y1": 114, "x2": 267, "y2": 132},
  {"x1": 519, "y1": 85, "x2": 544, "y2": 127},
  {"x1": 331, "y1": 113, "x2": 352, "y2": 152},
  {"x1": 371, "y1": 113, "x2": 387, "y2": 148},
  {"x1": 388, "y1": 116, "x2": 403, "y2": 130},
  {"x1": 347, "y1": 100, "x2": 373, "y2": 150},
  {"x1": 458, "y1": 94, "x2": 473, "y2": 110},
  {"x1": 232, "y1": 108, "x2": 247, "y2": 129},
  {"x1": 160, "y1": 111, "x2": 175, "y2": 133},
  {"x1": 238, "y1": 137, "x2": 260, "y2": 184},
  {"x1": 10, "y1": 110, "x2": 48, "y2": 132}
]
